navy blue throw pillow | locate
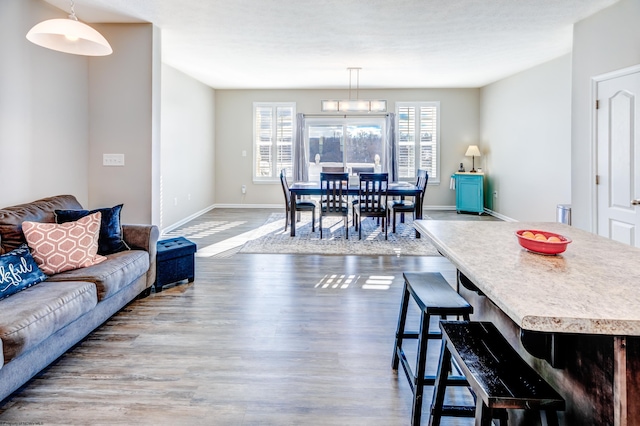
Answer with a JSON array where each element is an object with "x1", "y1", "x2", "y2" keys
[
  {"x1": 0, "y1": 244, "x2": 48, "y2": 300},
  {"x1": 55, "y1": 204, "x2": 130, "y2": 255}
]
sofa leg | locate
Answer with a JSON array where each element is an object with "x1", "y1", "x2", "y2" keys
[{"x1": 138, "y1": 287, "x2": 152, "y2": 299}]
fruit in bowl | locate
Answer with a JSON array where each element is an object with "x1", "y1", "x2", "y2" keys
[{"x1": 515, "y1": 229, "x2": 572, "y2": 255}]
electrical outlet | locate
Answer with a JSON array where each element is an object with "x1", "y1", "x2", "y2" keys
[
  {"x1": 493, "y1": 190, "x2": 498, "y2": 198},
  {"x1": 103, "y1": 153, "x2": 125, "y2": 166},
  {"x1": 241, "y1": 185, "x2": 247, "y2": 194}
]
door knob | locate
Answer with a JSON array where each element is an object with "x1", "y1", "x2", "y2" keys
[{"x1": 632, "y1": 200, "x2": 640, "y2": 205}]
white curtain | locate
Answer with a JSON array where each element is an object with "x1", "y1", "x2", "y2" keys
[
  {"x1": 294, "y1": 113, "x2": 308, "y2": 181},
  {"x1": 385, "y1": 113, "x2": 397, "y2": 181}
]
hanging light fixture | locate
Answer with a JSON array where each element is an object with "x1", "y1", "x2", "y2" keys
[
  {"x1": 321, "y1": 68, "x2": 387, "y2": 113},
  {"x1": 26, "y1": 0, "x2": 112, "y2": 57}
]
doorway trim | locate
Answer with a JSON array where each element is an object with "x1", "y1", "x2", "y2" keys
[{"x1": 591, "y1": 63, "x2": 640, "y2": 233}]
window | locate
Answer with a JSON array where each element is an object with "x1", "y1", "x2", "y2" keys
[
  {"x1": 396, "y1": 102, "x2": 439, "y2": 183},
  {"x1": 253, "y1": 102, "x2": 296, "y2": 181},
  {"x1": 306, "y1": 117, "x2": 386, "y2": 182}
]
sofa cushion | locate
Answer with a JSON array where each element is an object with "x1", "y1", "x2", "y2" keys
[
  {"x1": 46, "y1": 250, "x2": 149, "y2": 301},
  {"x1": 55, "y1": 204, "x2": 130, "y2": 256},
  {"x1": 0, "y1": 244, "x2": 48, "y2": 300},
  {"x1": 0, "y1": 195, "x2": 83, "y2": 255},
  {"x1": 0, "y1": 280, "x2": 97, "y2": 363},
  {"x1": 22, "y1": 212, "x2": 107, "y2": 275}
]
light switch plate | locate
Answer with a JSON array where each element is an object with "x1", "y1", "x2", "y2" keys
[{"x1": 103, "y1": 154, "x2": 125, "y2": 166}]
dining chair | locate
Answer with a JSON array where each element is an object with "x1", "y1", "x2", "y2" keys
[
  {"x1": 319, "y1": 172, "x2": 349, "y2": 239},
  {"x1": 387, "y1": 169, "x2": 428, "y2": 233},
  {"x1": 280, "y1": 169, "x2": 317, "y2": 232},
  {"x1": 354, "y1": 173, "x2": 389, "y2": 240}
]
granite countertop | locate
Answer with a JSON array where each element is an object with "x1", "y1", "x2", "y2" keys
[{"x1": 414, "y1": 220, "x2": 640, "y2": 335}]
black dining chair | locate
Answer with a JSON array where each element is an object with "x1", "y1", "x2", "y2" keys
[
  {"x1": 387, "y1": 169, "x2": 428, "y2": 233},
  {"x1": 354, "y1": 173, "x2": 389, "y2": 240},
  {"x1": 280, "y1": 169, "x2": 317, "y2": 232},
  {"x1": 319, "y1": 172, "x2": 349, "y2": 239}
]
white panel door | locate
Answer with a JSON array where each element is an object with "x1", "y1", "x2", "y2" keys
[{"x1": 596, "y1": 69, "x2": 640, "y2": 246}]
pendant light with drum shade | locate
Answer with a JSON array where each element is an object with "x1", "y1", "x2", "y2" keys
[{"x1": 26, "y1": 0, "x2": 112, "y2": 56}]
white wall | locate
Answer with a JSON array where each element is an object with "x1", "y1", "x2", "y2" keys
[
  {"x1": 215, "y1": 88, "x2": 479, "y2": 208},
  {"x1": 480, "y1": 55, "x2": 572, "y2": 221},
  {"x1": 88, "y1": 23, "x2": 161, "y2": 225},
  {"x1": 571, "y1": 0, "x2": 640, "y2": 231},
  {"x1": 0, "y1": 0, "x2": 162, "y2": 226},
  {"x1": 160, "y1": 65, "x2": 216, "y2": 232},
  {"x1": 0, "y1": 0, "x2": 89, "y2": 207}
]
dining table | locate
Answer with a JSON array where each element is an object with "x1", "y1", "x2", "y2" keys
[
  {"x1": 288, "y1": 180, "x2": 422, "y2": 237},
  {"x1": 414, "y1": 219, "x2": 640, "y2": 425}
]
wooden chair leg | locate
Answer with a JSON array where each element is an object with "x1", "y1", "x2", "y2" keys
[
  {"x1": 311, "y1": 210, "x2": 315, "y2": 232},
  {"x1": 476, "y1": 399, "x2": 493, "y2": 426},
  {"x1": 392, "y1": 281, "x2": 411, "y2": 369},
  {"x1": 345, "y1": 216, "x2": 349, "y2": 239},
  {"x1": 413, "y1": 310, "x2": 431, "y2": 425},
  {"x1": 541, "y1": 410, "x2": 559, "y2": 426},
  {"x1": 428, "y1": 342, "x2": 452, "y2": 426},
  {"x1": 284, "y1": 209, "x2": 289, "y2": 232},
  {"x1": 384, "y1": 217, "x2": 388, "y2": 240},
  {"x1": 393, "y1": 210, "x2": 397, "y2": 233}
]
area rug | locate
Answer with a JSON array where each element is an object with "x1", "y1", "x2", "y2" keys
[{"x1": 238, "y1": 213, "x2": 440, "y2": 256}]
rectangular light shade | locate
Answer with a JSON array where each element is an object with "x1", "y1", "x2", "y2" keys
[
  {"x1": 321, "y1": 99, "x2": 387, "y2": 113},
  {"x1": 321, "y1": 100, "x2": 339, "y2": 112}
]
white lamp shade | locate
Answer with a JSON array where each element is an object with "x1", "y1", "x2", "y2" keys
[
  {"x1": 26, "y1": 18, "x2": 112, "y2": 56},
  {"x1": 465, "y1": 145, "x2": 481, "y2": 157}
]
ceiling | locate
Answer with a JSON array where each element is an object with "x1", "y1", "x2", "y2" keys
[{"x1": 42, "y1": 0, "x2": 619, "y2": 90}]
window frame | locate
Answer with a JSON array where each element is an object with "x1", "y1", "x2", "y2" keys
[
  {"x1": 305, "y1": 116, "x2": 387, "y2": 174},
  {"x1": 395, "y1": 101, "x2": 440, "y2": 184},
  {"x1": 252, "y1": 102, "x2": 296, "y2": 183}
]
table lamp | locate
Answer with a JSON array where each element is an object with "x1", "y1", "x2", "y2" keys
[{"x1": 465, "y1": 145, "x2": 481, "y2": 173}]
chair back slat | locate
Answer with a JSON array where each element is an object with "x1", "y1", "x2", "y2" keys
[
  {"x1": 280, "y1": 169, "x2": 291, "y2": 205},
  {"x1": 357, "y1": 173, "x2": 388, "y2": 214},
  {"x1": 320, "y1": 172, "x2": 349, "y2": 214},
  {"x1": 417, "y1": 169, "x2": 429, "y2": 204}
]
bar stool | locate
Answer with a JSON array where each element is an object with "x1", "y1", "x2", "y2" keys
[
  {"x1": 392, "y1": 272, "x2": 473, "y2": 425},
  {"x1": 429, "y1": 321, "x2": 565, "y2": 426}
]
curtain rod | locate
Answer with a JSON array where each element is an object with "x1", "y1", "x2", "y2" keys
[{"x1": 301, "y1": 113, "x2": 391, "y2": 118}]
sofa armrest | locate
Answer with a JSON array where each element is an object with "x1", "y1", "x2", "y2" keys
[{"x1": 122, "y1": 224, "x2": 160, "y2": 289}]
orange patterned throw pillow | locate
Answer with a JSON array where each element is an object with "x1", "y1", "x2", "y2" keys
[{"x1": 22, "y1": 212, "x2": 107, "y2": 274}]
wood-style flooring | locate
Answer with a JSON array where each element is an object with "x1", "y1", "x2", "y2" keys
[{"x1": 0, "y1": 209, "x2": 496, "y2": 425}]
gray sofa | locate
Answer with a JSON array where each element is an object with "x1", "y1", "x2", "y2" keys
[{"x1": 0, "y1": 195, "x2": 159, "y2": 402}]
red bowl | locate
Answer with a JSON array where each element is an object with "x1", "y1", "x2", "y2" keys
[{"x1": 515, "y1": 229, "x2": 572, "y2": 255}]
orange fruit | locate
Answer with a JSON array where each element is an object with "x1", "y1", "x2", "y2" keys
[
  {"x1": 547, "y1": 236, "x2": 561, "y2": 243},
  {"x1": 534, "y1": 234, "x2": 547, "y2": 241},
  {"x1": 522, "y1": 231, "x2": 535, "y2": 239}
]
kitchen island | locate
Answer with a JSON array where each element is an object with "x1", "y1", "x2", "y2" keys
[{"x1": 414, "y1": 220, "x2": 640, "y2": 425}]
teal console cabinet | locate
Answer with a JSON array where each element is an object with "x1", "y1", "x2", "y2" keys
[{"x1": 455, "y1": 172, "x2": 484, "y2": 214}]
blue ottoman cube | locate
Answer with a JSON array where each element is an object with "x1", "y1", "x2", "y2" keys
[{"x1": 155, "y1": 237, "x2": 197, "y2": 292}]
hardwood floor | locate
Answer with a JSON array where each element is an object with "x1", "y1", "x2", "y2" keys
[{"x1": 0, "y1": 209, "x2": 493, "y2": 425}]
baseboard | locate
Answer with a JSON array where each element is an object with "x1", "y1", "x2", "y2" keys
[
  {"x1": 214, "y1": 203, "x2": 282, "y2": 209},
  {"x1": 424, "y1": 205, "x2": 457, "y2": 211},
  {"x1": 161, "y1": 203, "x2": 216, "y2": 235},
  {"x1": 482, "y1": 208, "x2": 517, "y2": 222}
]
